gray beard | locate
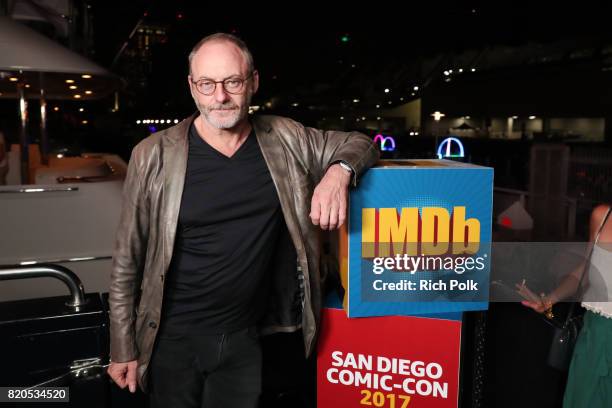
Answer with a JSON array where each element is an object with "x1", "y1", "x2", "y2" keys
[{"x1": 197, "y1": 93, "x2": 252, "y2": 130}]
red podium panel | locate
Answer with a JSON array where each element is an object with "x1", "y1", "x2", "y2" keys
[{"x1": 317, "y1": 308, "x2": 462, "y2": 408}]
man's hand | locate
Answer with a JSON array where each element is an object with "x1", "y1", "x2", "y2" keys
[
  {"x1": 107, "y1": 360, "x2": 138, "y2": 393},
  {"x1": 310, "y1": 163, "x2": 352, "y2": 230}
]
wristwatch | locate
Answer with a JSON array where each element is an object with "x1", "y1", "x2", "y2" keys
[
  {"x1": 337, "y1": 161, "x2": 354, "y2": 175},
  {"x1": 331, "y1": 160, "x2": 356, "y2": 186}
]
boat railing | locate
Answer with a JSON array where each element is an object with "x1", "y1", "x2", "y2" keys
[
  {"x1": 0, "y1": 186, "x2": 79, "y2": 193},
  {"x1": 57, "y1": 159, "x2": 120, "y2": 183},
  {"x1": 0, "y1": 264, "x2": 87, "y2": 308}
]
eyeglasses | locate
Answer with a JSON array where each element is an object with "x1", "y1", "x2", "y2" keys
[{"x1": 191, "y1": 72, "x2": 254, "y2": 95}]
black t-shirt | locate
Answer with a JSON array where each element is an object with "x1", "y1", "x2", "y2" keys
[{"x1": 159, "y1": 122, "x2": 282, "y2": 336}]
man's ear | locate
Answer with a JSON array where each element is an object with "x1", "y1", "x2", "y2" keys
[
  {"x1": 187, "y1": 75, "x2": 193, "y2": 92},
  {"x1": 187, "y1": 75, "x2": 197, "y2": 100}
]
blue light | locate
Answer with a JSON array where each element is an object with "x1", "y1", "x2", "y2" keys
[{"x1": 437, "y1": 136, "x2": 465, "y2": 159}]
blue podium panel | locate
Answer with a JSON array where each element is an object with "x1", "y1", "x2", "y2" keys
[{"x1": 341, "y1": 160, "x2": 493, "y2": 317}]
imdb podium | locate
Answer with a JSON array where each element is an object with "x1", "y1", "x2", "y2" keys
[{"x1": 318, "y1": 160, "x2": 493, "y2": 408}]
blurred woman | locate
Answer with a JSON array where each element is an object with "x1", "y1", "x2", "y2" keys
[{"x1": 522, "y1": 204, "x2": 611, "y2": 408}]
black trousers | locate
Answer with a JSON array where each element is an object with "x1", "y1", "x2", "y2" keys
[{"x1": 148, "y1": 327, "x2": 262, "y2": 408}]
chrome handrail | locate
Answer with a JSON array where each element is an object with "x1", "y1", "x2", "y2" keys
[
  {"x1": 13, "y1": 255, "x2": 112, "y2": 266},
  {"x1": 0, "y1": 186, "x2": 79, "y2": 193},
  {"x1": 57, "y1": 175, "x2": 114, "y2": 183},
  {"x1": 57, "y1": 159, "x2": 117, "y2": 183},
  {"x1": 0, "y1": 264, "x2": 87, "y2": 309}
]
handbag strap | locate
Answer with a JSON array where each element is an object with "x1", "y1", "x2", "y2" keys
[
  {"x1": 594, "y1": 206, "x2": 611, "y2": 244},
  {"x1": 565, "y1": 205, "x2": 612, "y2": 323},
  {"x1": 577, "y1": 205, "x2": 611, "y2": 287}
]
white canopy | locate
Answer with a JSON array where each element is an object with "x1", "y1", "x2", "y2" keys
[
  {"x1": 0, "y1": 16, "x2": 109, "y2": 74},
  {"x1": 0, "y1": 17, "x2": 118, "y2": 99}
]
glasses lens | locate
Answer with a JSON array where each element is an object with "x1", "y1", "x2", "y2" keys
[
  {"x1": 224, "y1": 79, "x2": 244, "y2": 94},
  {"x1": 197, "y1": 81, "x2": 215, "y2": 95}
]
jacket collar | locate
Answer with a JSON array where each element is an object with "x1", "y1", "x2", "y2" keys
[
  {"x1": 159, "y1": 114, "x2": 192, "y2": 275},
  {"x1": 252, "y1": 116, "x2": 307, "y2": 261},
  {"x1": 163, "y1": 112, "x2": 197, "y2": 146}
]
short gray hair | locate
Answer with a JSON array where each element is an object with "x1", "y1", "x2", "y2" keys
[{"x1": 188, "y1": 33, "x2": 255, "y2": 75}]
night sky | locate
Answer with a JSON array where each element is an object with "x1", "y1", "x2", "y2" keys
[
  {"x1": 90, "y1": 2, "x2": 612, "y2": 117},
  {"x1": 2, "y1": 2, "x2": 611, "y2": 159}
]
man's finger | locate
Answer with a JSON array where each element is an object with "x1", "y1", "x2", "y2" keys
[
  {"x1": 319, "y1": 199, "x2": 331, "y2": 230},
  {"x1": 127, "y1": 364, "x2": 137, "y2": 393},
  {"x1": 328, "y1": 204, "x2": 339, "y2": 230},
  {"x1": 310, "y1": 194, "x2": 321, "y2": 225}
]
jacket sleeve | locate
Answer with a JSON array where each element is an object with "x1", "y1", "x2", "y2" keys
[
  {"x1": 297, "y1": 123, "x2": 380, "y2": 186},
  {"x1": 108, "y1": 145, "x2": 149, "y2": 363}
]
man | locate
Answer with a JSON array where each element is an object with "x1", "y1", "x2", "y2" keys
[{"x1": 107, "y1": 33, "x2": 379, "y2": 407}]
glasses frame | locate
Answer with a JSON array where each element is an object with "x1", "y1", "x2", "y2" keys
[{"x1": 191, "y1": 72, "x2": 255, "y2": 96}]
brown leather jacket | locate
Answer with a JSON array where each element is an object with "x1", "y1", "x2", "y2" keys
[{"x1": 108, "y1": 113, "x2": 379, "y2": 391}]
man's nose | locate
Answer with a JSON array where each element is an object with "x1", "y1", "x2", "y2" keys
[{"x1": 213, "y1": 83, "x2": 230, "y2": 103}]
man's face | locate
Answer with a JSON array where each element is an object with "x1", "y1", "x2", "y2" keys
[{"x1": 188, "y1": 41, "x2": 258, "y2": 130}]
